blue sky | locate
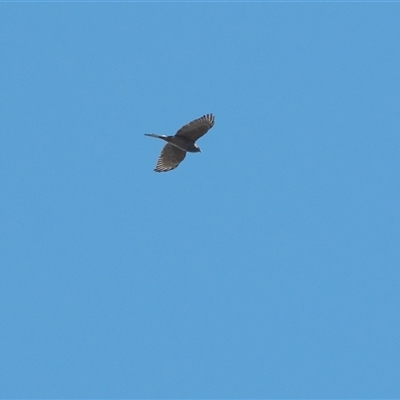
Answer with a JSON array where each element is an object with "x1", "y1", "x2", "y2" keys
[{"x1": 1, "y1": 2, "x2": 400, "y2": 398}]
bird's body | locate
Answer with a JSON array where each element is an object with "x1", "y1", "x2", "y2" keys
[
  {"x1": 145, "y1": 114, "x2": 215, "y2": 172},
  {"x1": 144, "y1": 134, "x2": 199, "y2": 153}
]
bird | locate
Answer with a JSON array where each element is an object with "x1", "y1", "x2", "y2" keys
[{"x1": 145, "y1": 114, "x2": 215, "y2": 172}]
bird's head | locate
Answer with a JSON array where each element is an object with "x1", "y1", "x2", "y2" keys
[{"x1": 188, "y1": 143, "x2": 201, "y2": 153}]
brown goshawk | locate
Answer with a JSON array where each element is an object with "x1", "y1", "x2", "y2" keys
[{"x1": 145, "y1": 114, "x2": 215, "y2": 172}]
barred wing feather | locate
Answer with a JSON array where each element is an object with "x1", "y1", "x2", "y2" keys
[
  {"x1": 154, "y1": 143, "x2": 187, "y2": 172},
  {"x1": 175, "y1": 114, "x2": 215, "y2": 142}
]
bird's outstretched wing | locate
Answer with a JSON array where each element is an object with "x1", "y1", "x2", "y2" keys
[
  {"x1": 175, "y1": 114, "x2": 215, "y2": 142},
  {"x1": 154, "y1": 143, "x2": 187, "y2": 172}
]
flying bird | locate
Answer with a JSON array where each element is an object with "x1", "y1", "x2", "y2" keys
[{"x1": 145, "y1": 114, "x2": 215, "y2": 172}]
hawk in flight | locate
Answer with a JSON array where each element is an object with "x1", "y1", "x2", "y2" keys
[{"x1": 145, "y1": 114, "x2": 215, "y2": 172}]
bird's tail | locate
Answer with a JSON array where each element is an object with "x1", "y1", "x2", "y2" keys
[{"x1": 144, "y1": 133, "x2": 166, "y2": 139}]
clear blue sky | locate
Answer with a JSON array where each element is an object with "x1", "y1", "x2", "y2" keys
[{"x1": 1, "y1": 2, "x2": 400, "y2": 398}]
